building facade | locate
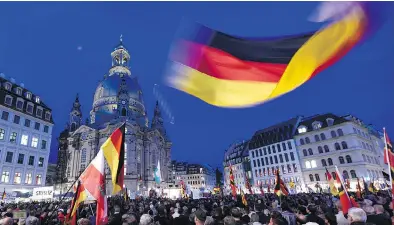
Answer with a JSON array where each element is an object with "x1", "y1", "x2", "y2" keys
[
  {"x1": 46, "y1": 163, "x2": 57, "y2": 186},
  {"x1": 0, "y1": 75, "x2": 54, "y2": 194},
  {"x1": 171, "y1": 161, "x2": 216, "y2": 192},
  {"x1": 55, "y1": 38, "x2": 171, "y2": 195},
  {"x1": 248, "y1": 117, "x2": 304, "y2": 193},
  {"x1": 295, "y1": 113, "x2": 387, "y2": 192},
  {"x1": 223, "y1": 141, "x2": 251, "y2": 194}
]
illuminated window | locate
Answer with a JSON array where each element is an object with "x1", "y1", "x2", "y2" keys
[
  {"x1": 298, "y1": 126, "x2": 307, "y2": 134},
  {"x1": 9, "y1": 132, "x2": 17, "y2": 143},
  {"x1": 25, "y1": 173, "x2": 32, "y2": 184},
  {"x1": 14, "y1": 172, "x2": 21, "y2": 184},
  {"x1": 305, "y1": 161, "x2": 311, "y2": 169},
  {"x1": 1, "y1": 171, "x2": 9, "y2": 183},
  {"x1": 311, "y1": 160, "x2": 317, "y2": 168},
  {"x1": 21, "y1": 134, "x2": 28, "y2": 146},
  {"x1": 36, "y1": 174, "x2": 42, "y2": 185},
  {"x1": 31, "y1": 137, "x2": 38, "y2": 148},
  {"x1": 35, "y1": 96, "x2": 40, "y2": 104}
]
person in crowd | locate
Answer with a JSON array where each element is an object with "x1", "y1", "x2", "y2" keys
[
  {"x1": 367, "y1": 205, "x2": 391, "y2": 225},
  {"x1": 348, "y1": 208, "x2": 368, "y2": 225},
  {"x1": 194, "y1": 209, "x2": 207, "y2": 225},
  {"x1": 324, "y1": 212, "x2": 338, "y2": 225},
  {"x1": 108, "y1": 205, "x2": 122, "y2": 225}
]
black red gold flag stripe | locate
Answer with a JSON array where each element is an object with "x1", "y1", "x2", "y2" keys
[
  {"x1": 335, "y1": 171, "x2": 352, "y2": 214},
  {"x1": 102, "y1": 123, "x2": 126, "y2": 194},
  {"x1": 166, "y1": 3, "x2": 391, "y2": 108},
  {"x1": 229, "y1": 165, "x2": 237, "y2": 198},
  {"x1": 274, "y1": 169, "x2": 289, "y2": 197},
  {"x1": 69, "y1": 181, "x2": 87, "y2": 225}
]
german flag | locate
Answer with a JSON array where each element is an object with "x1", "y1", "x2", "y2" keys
[
  {"x1": 102, "y1": 123, "x2": 126, "y2": 194},
  {"x1": 166, "y1": 3, "x2": 384, "y2": 108},
  {"x1": 229, "y1": 165, "x2": 237, "y2": 198},
  {"x1": 383, "y1": 129, "x2": 394, "y2": 206},
  {"x1": 69, "y1": 181, "x2": 87, "y2": 225},
  {"x1": 274, "y1": 169, "x2": 289, "y2": 196},
  {"x1": 241, "y1": 190, "x2": 248, "y2": 206},
  {"x1": 326, "y1": 168, "x2": 338, "y2": 196},
  {"x1": 335, "y1": 171, "x2": 352, "y2": 214},
  {"x1": 1, "y1": 189, "x2": 5, "y2": 200}
]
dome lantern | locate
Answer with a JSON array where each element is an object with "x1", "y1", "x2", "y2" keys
[{"x1": 110, "y1": 34, "x2": 131, "y2": 76}]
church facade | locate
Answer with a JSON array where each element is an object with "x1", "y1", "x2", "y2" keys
[{"x1": 55, "y1": 38, "x2": 171, "y2": 195}]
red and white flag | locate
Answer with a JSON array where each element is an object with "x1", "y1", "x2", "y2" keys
[{"x1": 80, "y1": 150, "x2": 108, "y2": 225}]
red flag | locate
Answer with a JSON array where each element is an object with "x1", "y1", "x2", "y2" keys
[
  {"x1": 274, "y1": 169, "x2": 289, "y2": 196},
  {"x1": 229, "y1": 165, "x2": 237, "y2": 198},
  {"x1": 259, "y1": 182, "x2": 264, "y2": 195},
  {"x1": 267, "y1": 185, "x2": 270, "y2": 193},
  {"x1": 244, "y1": 172, "x2": 253, "y2": 194},
  {"x1": 356, "y1": 178, "x2": 362, "y2": 199}
]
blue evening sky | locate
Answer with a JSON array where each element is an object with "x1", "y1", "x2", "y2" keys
[{"x1": 0, "y1": 2, "x2": 393, "y2": 169}]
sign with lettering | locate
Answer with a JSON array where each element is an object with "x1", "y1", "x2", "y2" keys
[
  {"x1": 13, "y1": 210, "x2": 27, "y2": 219},
  {"x1": 32, "y1": 186, "x2": 54, "y2": 199}
]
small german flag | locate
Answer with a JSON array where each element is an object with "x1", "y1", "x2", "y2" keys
[
  {"x1": 274, "y1": 169, "x2": 289, "y2": 197},
  {"x1": 102, "y1": 123, "x2": 126, "y2": 195},
  {"x1": 1, "y1": 189, "x2": 5, "y2": 200},
  {"x1": 241, "y1": 190, "x2": 248, "y2": 206},
  {"x1": 69, "y1": 181, "x2": 87, "y2": 225},
  {"x1": 229, "y1": 165, "x2": 237, "y2": 199}
]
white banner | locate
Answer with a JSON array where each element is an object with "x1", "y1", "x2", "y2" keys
[{"x1": 32, "y1": 186, "x2": 54, "y2": 199}]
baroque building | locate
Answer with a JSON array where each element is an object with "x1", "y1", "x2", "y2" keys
[
  {"x1": 55, "y1": 38, "x2": 171, "y2": 195},
  {"x1": 171, "y1": 161, "x2": 216, "y2": 192},
  {"x1": 0, "y1": 74, "x2": 54, "y2": 194},
  {"x1": 295, "y1": 113, "x2": 387, "y2": 192}
]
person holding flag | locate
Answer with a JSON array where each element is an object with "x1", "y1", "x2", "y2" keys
[{"x1": 274, "y1": 169, "x2": 289, "y2": 197}]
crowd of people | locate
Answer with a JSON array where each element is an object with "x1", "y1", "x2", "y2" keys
[{"x1": 0, "y1": 191, "x2": 393, "y2": 225}]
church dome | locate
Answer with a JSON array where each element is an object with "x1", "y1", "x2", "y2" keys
[{"x1": 89, "y1": 36, "x2": 148, "y2": 127}]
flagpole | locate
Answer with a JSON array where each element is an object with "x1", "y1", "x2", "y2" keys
[
  {"x1": 384, "y1": 127, "x2": 392, "y2": 192},
  {"x1": 334, "y1": 166, "x2": 351, "y2": 200}
]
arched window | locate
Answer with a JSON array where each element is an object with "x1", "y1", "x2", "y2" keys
[
  {"x1": 309, "y1": 174, "x2": 314, "y2": 182},
  {"x1": 332, "y1": 172, "x2": 337, "y2": 180},
  {"x1": 346, "y1": 155, "x2": 352, "y2": 163},
  {"x1": 305, "y1": 137, "x2": 310, "y2": 144},
  {"x1": 315, "y1": 135, "x2": 320, "y2": 142},
  {"x1": 303, "y1": 149, "x2": 307, "y2": 157},
  {"x1": 300, "y1": 139, "x2": 305, "y2": 145},
  {"x1": 331, "y1": 130, "x2": 337, "y2": 138},
  {"x1": 308, "y1": 148, "x2": 313, "y2": 155},
  {"x1": 343, "y1": 170, "x2": 349, "y2": 179},
  {"x1": 324, "y1": 145, "x2": 330, "y2": 152},
  {"x1": 337, "y1": 129, "x2": 344, "y2": 136},
  {"x1": 122, "y1": 108, "x2": 127, "y2": 116},
  {"x1": 339, "y1": 156, "x2": 345, "y2": 164},
  {"x1": 311, "y1": 160, "x2": 317, "y2": 168},
  {"x1": 321, "y1": 159, "x2": 327, "y2": 167},
  {"x1": 335, "y1": 143, "x2": 341, "y2": 150},
  {"x1": 341, "y1": 141, "x2": 348, "y2": 149},
  {"x1": 350, "y1": 170, "x2": 357, "y2": 178},
  {"x1": 318, "y1": 146, "x2": 323, "y2": 153},
  {"x1": 328, "y1": 158, "x2": 333, "y2": 165},
  {"x1": 362, "y1": 154, "x2": 366, "y2": 161},
  {"x1": 305, "y1": 161, "x2": 311, "y2": 169},
  {"x1": 320, "y1": 133, "x2": 326, "y2": 140},
  {"x1": 315, "y1": 174, "x2": 320, "y2": 181}
]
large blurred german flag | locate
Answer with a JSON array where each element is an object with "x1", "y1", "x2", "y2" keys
[
  {"x1": 102, "y1": 123, "x2": 126, "y2": 194},
  {"x1": 167, "y1": 2, "x2": 388, "y2": 108}
]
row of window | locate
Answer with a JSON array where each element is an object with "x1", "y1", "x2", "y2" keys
[
  {"x1": 256, "y1": 176, "x2": 301, "y2": 185},
  {"x1": 254, "y1": 164, "x2": 299, "y2": 178},
  {"x1": 2, "y1": 151, "x2": 45, "y2": 167},
  {"x1": 309, "y1": 170, "x2": 357, "y2": 182},
  {"x1": 302, "y1": 141, "x2": 348, "y2": 157},
  {"x1": 2, "y1": 82, "x2": 38, "y2": 102},
  {"x1": 1, "y1": 111, "x2": 50, "y2": 133},
  {"x1": 299, "y1": 129, "x2": 344, "y2": 145},
  {"x1": 188, "y1": 180, "x2": 206, "y2": 185},
  {"x1": 1, "y1": 171, "x2": 42, "y2": 185},
  {"x1": 0, "y1": 129, "x2": 47, "y2": 149},
  {"x1": 362, "y1": 154, "x2": 380, "y2": 165},
  {"x1": 252, "y1": 152, "x2": 296, "y2": 168},
  {"x1": 3, "y1": 94, "x2": 50, "y2": 120},
  {"x1": 361, "y1": 141, "x2": 376, "y2": 153},
  {"x1": 353, "y1": 127, "x2": 371, "y2": 141},
  {"x1": 250, "y1": 141, "x2": 293, "y2": 158}
]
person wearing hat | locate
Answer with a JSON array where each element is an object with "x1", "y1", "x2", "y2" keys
[{"x1": 194, "y1": 209, "x2": 207, "y2": 225}]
